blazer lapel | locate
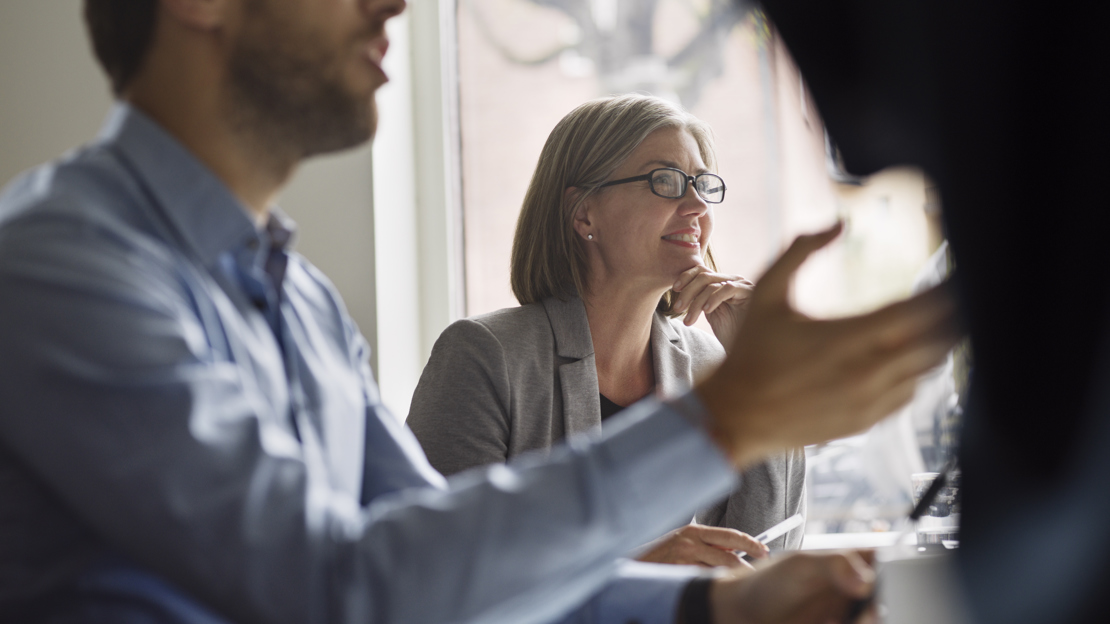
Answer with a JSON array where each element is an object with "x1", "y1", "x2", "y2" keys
[
  {"x1": 651, "y1": 312, "x2": 693, "y2": 399},
  {"x1": 559, "y1": 359, "x2": 602, "y2": 435},
  {"x1": 543, "y1": 297, "x2": 603, "y2": 436}
]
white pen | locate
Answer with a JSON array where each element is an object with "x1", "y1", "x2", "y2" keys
[
  {"x1": 753, "y1": 512, "x2": 805, "y2": 545},
  {"x1": 739, "y1": 513, "x2": 805, "y2": 558}
]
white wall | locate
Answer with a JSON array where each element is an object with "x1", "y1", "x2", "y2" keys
[{"x1": 0, "y1": 2, "x2": 112, "y2": 182}]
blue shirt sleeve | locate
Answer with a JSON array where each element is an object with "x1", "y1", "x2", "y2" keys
[
  {"x1": 0, "y1": 138, "x2": 739, "y2": 624},
  {"x1": 554, "y1": 560, "x2": 703, "y2": 624}
]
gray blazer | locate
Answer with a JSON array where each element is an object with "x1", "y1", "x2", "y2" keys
[{"x1": 408, "y1": 296, "x2": 806, "y2": 549}]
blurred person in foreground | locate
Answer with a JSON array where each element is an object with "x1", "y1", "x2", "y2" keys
[
  {"x1": 758, "y1": 0, "x2": 1110, "y2": 622},
  {"x1": 410, "y1": 94, "x2": 805, "y2": 568},
  {"x1": 0, "y1": 0, "x2": 959, "y2": 623}
]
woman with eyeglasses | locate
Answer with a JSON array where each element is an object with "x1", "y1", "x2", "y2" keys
[{"x1": 408, "y1": 94, "x2": 805, "y2": 567}]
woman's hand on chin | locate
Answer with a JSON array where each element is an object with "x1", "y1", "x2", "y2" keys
[
  {"x1": 636, "y1": 524, "x2": 769, "y2": 569},
  {"x1": 672, "y1": 264, "x2": 755, "y2": 350}
]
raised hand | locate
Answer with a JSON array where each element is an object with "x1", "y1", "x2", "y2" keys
[{"x1": 695, "y1": 222, "x2": 962, "y2": 468}]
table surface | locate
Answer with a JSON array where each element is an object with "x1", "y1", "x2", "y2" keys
[{"x1": 800, "y1": 531, "x2": 906, "y2": 551}]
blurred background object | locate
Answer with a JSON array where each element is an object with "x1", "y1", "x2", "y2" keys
[{"x1": 758, "y1": 0, "x2": 1110, "y2": 621}]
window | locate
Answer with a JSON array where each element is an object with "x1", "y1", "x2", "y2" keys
[{"x1": 455, "y1": 0, "x2": 947, "y2": 540}]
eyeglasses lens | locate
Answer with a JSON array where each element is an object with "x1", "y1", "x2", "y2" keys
[
  {"x1": 650, "y1": 169, "x2": 684, "y2": 198},
  {"x1": 695, "y1": 175, "x2": 725, "y2": 203},
  {"x1": 647, "y1": 169, "x2": 725, "y2": 203}
]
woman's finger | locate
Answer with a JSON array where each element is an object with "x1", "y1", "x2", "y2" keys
[
  {"x1": 637, "y1": 526, "x2": 756, "y2": 569},
  {"x1": 694, "y1": 526, "x2": 770, "y2": 559},
  {"x1": 702, "y1": 281, "x2": 753, "y2": 316},
  {"x1": 676, "y1": 272, "x2": 742, "y2": 315},
  {"x1": 674, "y1": 270, "x2": 721, "y2": 313},
  {"x1": 673, "y1": 264, "x2": 711, "y2": 293},
  {"x1": 691, "y1": 542, "x2": 751, "y2": 569},
  {"x1": 673, "y1": 270, "x2": 748, "y2": 313},
  {"x1": 684, "y1": 282, "x2": 724, "y2": 325}
]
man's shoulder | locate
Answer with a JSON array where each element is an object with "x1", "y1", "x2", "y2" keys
[
  {"x1": 0, "y1": 145, "x2": 187, "y2": 301},
  {"x1": 0, "y1": 143, "x2": 154, "y2": 245}
]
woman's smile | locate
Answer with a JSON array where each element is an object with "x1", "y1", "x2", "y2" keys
[{"x1": 662, "y1": 229, "x2": 701, "y2": 249}]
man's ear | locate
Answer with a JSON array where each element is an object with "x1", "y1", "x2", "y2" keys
[
  {"x1": 567, "y1": 187, "x2": 593, "y2": 240},
  {"x1": 159, "y1": 0, "x2": 232, "y2": 30}
]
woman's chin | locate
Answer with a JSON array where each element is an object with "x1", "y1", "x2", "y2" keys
[
  {"x1": 673, "y1": 255, "x2": 704, "y2": 273},
  {"x1": 659, "y1": 260, "x2": 700, "y2": 285}
]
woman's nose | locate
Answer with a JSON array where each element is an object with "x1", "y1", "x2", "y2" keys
[{"x1": 677, "y1": 184, "x2": 709, "y2": 215}]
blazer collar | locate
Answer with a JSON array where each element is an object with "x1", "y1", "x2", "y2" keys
[
  {"x1": 541, "y1": 295, "x2": 694, "y2": 395},
  {"x1": 542, "y1": 296, "x2": 595, "y2": 359},
  {"x1": 650, "y1": 310, "x2": 693, "y2": 397}
]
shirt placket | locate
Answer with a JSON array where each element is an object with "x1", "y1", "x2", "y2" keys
[{"x1": 237, "y1": 229, "x2": 307, "y2": 442}]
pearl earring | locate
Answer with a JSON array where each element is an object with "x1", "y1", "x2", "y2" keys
[{"x1": 587, "y1": 234, "x2": 594, "y2": 240}]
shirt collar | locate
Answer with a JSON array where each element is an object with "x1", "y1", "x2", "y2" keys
[
  {"x1": 264, "y1": 206, "x2": 298, "y2": 253},
  {"x1": 98, "y1": 102, "x2": 280, "y2": 266}
]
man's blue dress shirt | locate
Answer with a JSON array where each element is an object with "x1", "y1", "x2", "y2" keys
[{"x1": 0, "y1": 104, "x2": 737, "y2": 624}]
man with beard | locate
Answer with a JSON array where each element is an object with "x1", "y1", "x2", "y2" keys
[{"x1": 0, "y1": 1, "x2": 959, "y2": 623}]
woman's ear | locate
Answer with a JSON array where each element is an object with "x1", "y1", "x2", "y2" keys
[{"x1": 567, "y1": 187, "x2": 593, "y2": 240}]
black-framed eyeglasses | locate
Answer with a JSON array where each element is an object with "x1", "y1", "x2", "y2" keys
[{"x1": 599, "y1": 167, "x2": 726, "y2": 204}]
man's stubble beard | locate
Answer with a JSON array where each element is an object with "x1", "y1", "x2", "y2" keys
[{"x1": 225, "y1": 21, "x2": 376, "y2": 163}]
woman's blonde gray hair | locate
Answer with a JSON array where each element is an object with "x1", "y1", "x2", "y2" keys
[{"x1": 510, "y1": 94, "x2": 718, "y2": 315}]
